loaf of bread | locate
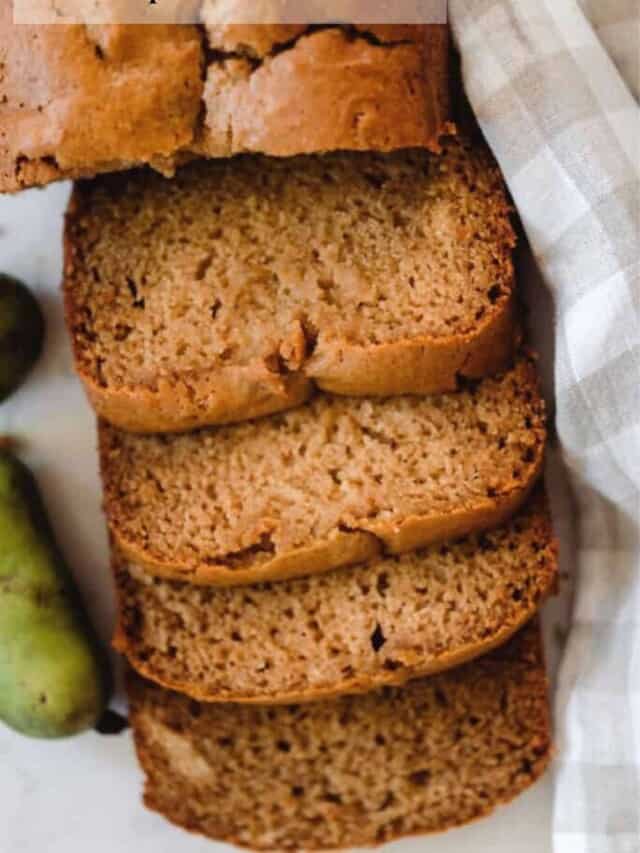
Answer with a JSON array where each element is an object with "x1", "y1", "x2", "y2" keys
[
  {"x1": 100, "y1": 355, "x2": 546, "y2": 586},
  {"x1": 1, "y1": 16, "x2": 450, "y2": 193},
  {"x1": 127, "y1": 622, "x2": 551, "y2": 850},
  {"x1": 114, "y1": 491, "x2": 557, "y2": 703},
  {"x1": 64, "y1": 137, "x2": 517, "y2": 433}
]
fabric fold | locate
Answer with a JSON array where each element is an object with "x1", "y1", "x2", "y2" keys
[{"x1": 449, "y1": 2, "x2": 640, "y2": 851}]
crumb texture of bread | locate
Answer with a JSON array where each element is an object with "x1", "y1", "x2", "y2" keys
[
  {"x1": 100, "y1": 356, "x2": 546, "y2": 585},
  {"x1": 115, "y1": 491, "x2": 557, "y2": 703},
  {"x1": 127, "y1": 623, "x2": 552, "y2": 851},
  {"x1": 1, "y1": 19, "x2": 450, "y2": 192},
  {"x1": 64, "y1": 137, "x2": 517, "y2": 432}
]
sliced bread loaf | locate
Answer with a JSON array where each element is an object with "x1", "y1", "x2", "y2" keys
[
  {"x1": 114, "y1": 491, "x2": 557, "y2": 703},
  {"x1": 1, "y1": 20, "x2": 449, "y2": 193},
  {"x1": 127, "y1": 622, "x2": 551, "y2": 850},
  {"x1": 100, "y1": 355, "x2": 546, "y2": 586},
  {"x1": 65, "y1": 137, "x2": 517, "y2": 433}
]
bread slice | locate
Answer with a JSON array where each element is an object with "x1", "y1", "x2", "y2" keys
[
  {"x1": 1, "y1": 20, "x2": 450, "y2": 193},
  {"x1": 114, "y1": 490, "x2": 557, "y2": 703},
  {"x1": 64, "y1": 136, "x2": 517, "y2": 433},
  {"x1": 100, "y1": 355, "x2": 546, "y2": 586},
  {"x1": 127, "y1": 622, "x2": 552, "y2": 851}
]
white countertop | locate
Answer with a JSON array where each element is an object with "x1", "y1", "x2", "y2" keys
[{"x1": 0, "y1": 182, "x2": 568, "y2": 853}]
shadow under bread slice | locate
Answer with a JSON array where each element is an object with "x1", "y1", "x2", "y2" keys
[
  {"x1": 114, "y1": 488, "x2": 557, "y2": 704},
  {"x1": 65, "y1": 136, "x2": 517, "y2": 433},
  {"x1": 126, "y1": 621, "x2": 551, "y2": 851},
  {"x1": 101, "y1": 354, "x2": 546, "y2": 586}
]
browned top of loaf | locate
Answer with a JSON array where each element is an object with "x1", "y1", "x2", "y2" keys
[
  {"x1": 199, "y1": 24, "x2": 451, "y2": 158},
  {"x1": 115, "y1": 490, "x2": 557, "y2": 703},
  {"x1": 128, "y1": 623, "x2": 551, "y2": 851},
  {"x1": 0, "y1": 10, "x2": 203, "y2": 192},
  {"x1": 1, "y1": 17, "x2": 449, "y2": 193},
  {"x1": 100, "y1": 355, "x2": 546, "y2": 585},
  {"x1": 65, "y1": 136, "x2": 516, "y2": 431}
]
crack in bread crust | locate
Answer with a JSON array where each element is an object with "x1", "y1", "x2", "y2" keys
[
  {"x1": 203, "y1": 24, "x2": 417, "y2": 69},
  {"x1": 1, "y1": 18, "x2": 450, "y2": 192}
]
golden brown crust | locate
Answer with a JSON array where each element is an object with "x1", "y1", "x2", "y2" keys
[
  {"x1": 126, "y1": 624, "x2": 552, "y2": 850},
  {"x1": 76, "y1": 318, "x2": 519, "y2": 435},
  {"x1": 72, "y1": 306, "x2": 518, "y2": 434},
  {"x1": 200, "y1": 25, "x2": 453, "y2": 157},
  {"x1": 81, "y1": 364, "x2": 313, "y2": 435},
  {"x1": 0, "y1": 12, "x2": 203, "y2": 193},
  {"x1": 110, "y1": 460, "x2": 543, "y2": 587},
  {"x1": 362, "y1": 469, "x2": 544, "y2": 554},
  {"x1": 1, "y1": 19, "x2": 451, "y2": 193},
  {"x1": 203, "y1": 24, "x2": 436, "y2": 57},
  {"x1": 204, "y1": 23, "x2": 312, "y2": 56},
  {"x1": 308, "y1": 296, "x2": 519, "y2": 397},
  {"x1": 68, "y1": 301, "x2": 518, "y2": 434},
  {"x1": 113, "y1": 528, "x2": 381, "y2": 588}
]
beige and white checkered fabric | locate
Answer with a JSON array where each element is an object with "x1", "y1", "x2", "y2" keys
[{"x1": 449, "y1": 1, "x2": 639, "y2": 851}]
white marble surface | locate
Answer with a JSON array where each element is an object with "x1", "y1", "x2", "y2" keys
[{"x1": 0, "y1": 183, "x2": 567, "y2": 853}]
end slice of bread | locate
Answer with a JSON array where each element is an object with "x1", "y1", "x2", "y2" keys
[
  {"x1": 100, "y1": 355, "x2": 546, "y2": 586},
  {"x1": 127, "y1": 622, "x2": 551, "y2": 851},
  {"x1": 0, "y1": 15, "x2": 204, "y2": 194},
  {"x1": 114, "y1": 490, "x2": 557, "y2": 704},
  {"x1": 65, "y1": 137, "x2": 517, "y2": 433},
  {"x1": 2, "y1": 23, "x2": 450, "y2": 193}
]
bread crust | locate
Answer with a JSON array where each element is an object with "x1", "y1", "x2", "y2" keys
[
  {"x1": 82, "y1": 363, "x2": 314, "y2": 434},
  {"x1": 109, "y1": 456, "x2": 543, "y2": 586},
  {"x1": 308, "y1": 295, "x2": 519, "y2": 397},
  {"x1": 113, "y1": 527, "x2": 383, "y2": 588},
  {"x1": 0, "y1": 13, "x2": 204, "y2": 193},
  {"x1": 1, "y1": 21, "x2": 450, "y2": 193},
  {"x1": 73, "y1": 300, "x2": 518, "y2": 434},
  {"x1": 102, "y1": 353, "x2": 547, "y2": 585},
  {"x1": 203, "y1": 24, "x2": 438, "y2": 58},
  {"x1": 201, "y1": 26, "x2": 453, "y2": 157}
]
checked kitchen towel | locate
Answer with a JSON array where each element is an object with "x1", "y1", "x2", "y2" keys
[{"x1": 449, "y1": 2, "x2": 640, "y2": 852}]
